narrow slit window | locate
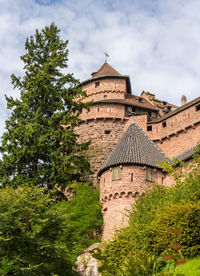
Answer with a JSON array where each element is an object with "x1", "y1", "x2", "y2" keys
[
  {"x1": 162, "y1": 121, "x2": 167, "y2": 128},
  {"x1": 131, "y1": 173, "x2": 133, "y2": 181},
  {"x1": 95, "y1": 81, "x2": 100, "y2": 88}
]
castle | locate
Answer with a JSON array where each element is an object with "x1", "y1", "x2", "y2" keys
[{"x1": 75, "y1": 62, "x2": 200, "y2": 239}]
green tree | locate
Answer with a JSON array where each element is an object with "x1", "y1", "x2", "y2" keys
[
  {"x1": 0, "y1": 185, "x2": 77, "y2": 275},
  {"x1": 0, "y1": 23, "x2": 90, "y2": 194},
  {"x1": 55, "y1": 183, "x2": 103, "y2": 263}
]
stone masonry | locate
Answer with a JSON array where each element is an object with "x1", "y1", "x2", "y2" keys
[{"x1": 75, "y1": 62, "x2": 200, "y2": 238}]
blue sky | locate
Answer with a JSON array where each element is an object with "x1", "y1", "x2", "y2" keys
[{"x1": 0, "y1": 0, "x2": 200, "y2": 137}]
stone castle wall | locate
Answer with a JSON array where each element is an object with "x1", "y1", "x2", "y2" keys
[
  {"x1": 100, "y1": 165, "x2": 165, "y2": 239},
  {"x1": 75, "y1": 118, "x2": 127, "y2": 185},
  {"x1": 74, "y1": 64, "x2": 200, "y2": 240},
  {"x1": 79, "y1": 78, "x2": 126, "y2": 103},
  {"x1": 79, "y1": 103, "x2": 126, "y2": 121},
  {"x1": 156, "y1": 123, "x2": 200, "y2": 157},
  {"x1": 147, "y1": 102, "x2": 200, "y2": 156}
]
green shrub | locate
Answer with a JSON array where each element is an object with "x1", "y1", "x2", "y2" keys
[
  {"x1": 0, "y1": 185, "x2": 76, "y2": 276},
  {"x1": 94, "y1": 228, "x2": 137, "y2": 274},
  {"x1": 55, "y1": 182, "x2": 103, "y2": 263},
  {"x1": 162, "y1": 255, "x2": 200, "y2": 275},
  {"x1": 115, "y1": 250, "x2": 164, "y2": 276},
  {"x1": 0, "y1": 257, "x2": 16, "y2": 275},
  {"x1": 151, "y1": 201, "x2": 200, "y2": 258}
]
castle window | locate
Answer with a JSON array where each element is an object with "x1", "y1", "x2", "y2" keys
[
  {"x1": 104, "y1": 95, "x2": 107, "y2": 98},
  {"x1": 137, "y1": 97, "x2": 143, "y2": 103},
  {"x1": 95, "y1": 81, "x2": 100, "y2": 88},
  {"x1": 105, "y1": 130, "x2": 111, "y2": 134},
  {"x1": 97, "y1": 107, "x2": 99, "y2": 112},
  {"x1": 145, "y1": 167, "x2": 154, "y2": 181},
  {"x1": 112, "y1": 166, "x2": 122, "y2": 181},
  {"x1": 162, "y1": 121, "x2": 167, "y2": 128},
  {"x1": 131, "y1": 173, "x2": 133, "y2": 181},
  {"x1": 196, "y1": 104, "x2": 200, "y2": 111},
  {"x1": 125, "y1": 106, "x2": 135, "y2": 117},
  {"x1": 147, "y1": 125, "x2": 152, "y2": 131}
]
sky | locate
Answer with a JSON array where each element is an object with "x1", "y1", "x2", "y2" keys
[{"x1": 0, "y1": 0, "x2": 200, "y2": 138}]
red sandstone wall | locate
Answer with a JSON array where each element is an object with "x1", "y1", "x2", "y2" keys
[
  {"x1": 79, "y1": 103, "x2": 126, "y2": 121},
  {"x1": 156, "y1": 124, "x2": 200, "y2": 157},
  {"x1": 144, "y1": 102, "x2": 200, "y2": 157},
  {"x1": 75, "y1": 119, "x2": 128, "y2": 186},
  {"x1": 79, "y1": 78, "x2": 126, "y2": 103},
  {"x1": 100, "y1": 165, "x2": 165, "y2": 239},
  {"x1": 147, "y1": 103, "x2": 200, "y2": 139}
]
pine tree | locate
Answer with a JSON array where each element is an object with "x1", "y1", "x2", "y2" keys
[{"x1": 0, "y1": 23, "x2": 91, "y2": 194}]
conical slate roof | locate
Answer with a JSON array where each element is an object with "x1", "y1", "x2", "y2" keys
[
  {"x1": 92, "y1": 62, "x2": 121, "y2": 77},
  {"x1": 98, "y1": 122, "x2": 167, "y2": 175}
]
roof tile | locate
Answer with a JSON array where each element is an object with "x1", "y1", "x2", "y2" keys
[
  {"x1": 92, "y1": 62, "x2": 121, "y2": 77},
  {"x1": 98, "y1": 122, "x2": 167, "y2": 175}
]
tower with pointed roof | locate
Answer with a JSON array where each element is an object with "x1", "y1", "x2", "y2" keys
[
  {"x1": 98, "y1": 121, "x2": 167, "y2": 239},
  {"x1": 75, "y1": 62, "x2": 160, "y2": 185},
  {"x1": 73, "y1": 62, "x2": 200, "y2": 239}
]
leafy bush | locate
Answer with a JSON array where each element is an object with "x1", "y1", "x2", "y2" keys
[
  {"x1": 0, "y1": 257, "x2": 15, "y2": 275},
  {"x1": 55, "y1": 182, "x2": 103, "y2": 263},
  {"x1": 162, "y1": 255, "x2": 200, "y2": 275},
  {"x1": 94, "y1": 228, "x2": 137, "y2": 274},
  {"x1": 151, "y1": 201, "x2": 200, "y2": 258},
  {"x1": 0, "y1": 185, "x2": 75, "y2": 275}
]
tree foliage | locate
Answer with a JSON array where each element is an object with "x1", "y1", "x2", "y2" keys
[
  {"x1": 55, "y1": 183, "x2": 103, "y2": 263},
  {"x1": 0, "y1": 23, "x2": 90, "y2": 194},
  {"x1": 0, "y1": 185, "x2": 76, "y2": 275}
]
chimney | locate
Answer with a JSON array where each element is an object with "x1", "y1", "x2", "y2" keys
[{"x1": 181, "y1": 94, "x2": 187, "y2": 106}]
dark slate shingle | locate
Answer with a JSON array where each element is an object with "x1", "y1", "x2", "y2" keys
[
  {"x1": 98, "y1": 122, "x2": 167, "y2": 175},
  {"x1": 176, "y1": 146, "x2": 196, "y2": 161}
]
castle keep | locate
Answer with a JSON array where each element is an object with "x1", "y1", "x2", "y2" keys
[{"x1": 75, "y1": 62, "x2": 200, "y2": 239}]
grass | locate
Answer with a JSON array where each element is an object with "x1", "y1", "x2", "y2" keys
[{"x1": 161, "y1": 256, "x2": 200, "y2": 276}]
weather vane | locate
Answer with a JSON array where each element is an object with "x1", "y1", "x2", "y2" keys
[{"x1": 104, "y1": 51, "x2": 109, "y2": 63}]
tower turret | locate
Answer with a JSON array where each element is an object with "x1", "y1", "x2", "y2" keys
[
  {"x1": 74, "y1": 63, "x2": 158, "y2": 185},
  {"x1": 79, "y1": 62, "x2": 132, "y2": 103},
  {"x1": 98, "y1": 122, "x2": 167, "y2": 239}
]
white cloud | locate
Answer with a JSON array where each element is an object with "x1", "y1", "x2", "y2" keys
[{"x1": 0, "y1": 0, "x2": 200, "y2": 140}]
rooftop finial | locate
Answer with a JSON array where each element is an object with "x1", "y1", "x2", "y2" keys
[{"x1": 104, "y1": 51, "x2": 109, "y2": 63}]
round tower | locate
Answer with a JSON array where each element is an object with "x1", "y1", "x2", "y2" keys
[
  {"x1": 75, "y1": 63, "x2": 159, "y2": 186},
  {"x1": 98, "y1": 122, "x2": 167, "y2": 239},
  {"x1": 75, "y1": 63, "x2": 131, "y2": 185}
]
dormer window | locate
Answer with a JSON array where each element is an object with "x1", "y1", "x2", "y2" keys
[
  {"x1": 95, "y1": 81, "x2": 100, "y2": 88},
  {"x1": 112, "y1": 166, "x2": 122, "y2": 181},
  {"x1": 145, "y1": 167, "x2": 154, "y2": 181},
  {"x1": 137, "y1": 97, "x2": 143, "y2": 103}
]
